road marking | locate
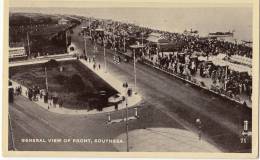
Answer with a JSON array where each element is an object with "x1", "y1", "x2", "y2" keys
[{"x1": 106, "y1": 116, "x2": 138, "y2": 125}]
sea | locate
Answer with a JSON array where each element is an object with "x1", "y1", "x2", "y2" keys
[{"x1": 10, "y1": 7, "x2": 252, "y2": 42}]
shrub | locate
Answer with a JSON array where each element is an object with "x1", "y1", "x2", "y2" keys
[{"x1": 44, "y1": 59, "x2": 59, "y2": 68}]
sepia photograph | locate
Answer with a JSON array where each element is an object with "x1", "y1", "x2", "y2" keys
[{"x1": 3, "y1": 0, "x2": 259, "y2": 158}]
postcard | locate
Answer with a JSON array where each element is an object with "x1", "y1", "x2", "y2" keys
[{"x1": 2, "y1": 0, "x2": 259, "y2": 158}]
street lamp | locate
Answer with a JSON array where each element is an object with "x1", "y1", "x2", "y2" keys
[
  {"x1": 122, "y1": 82, "x2": 129, "y2": 152},
  {"x1": 141, "y1": 32, "x2": 144, "y2": 56},
  {"x1": 89, "y1": 17, "x2": 92, "y2": 37},
  {"x1": 103, "y1": 36, "x2": 107, "y2": 72},
  {"x1": 83, "y1": 19, "x2": 92, "y2": 58},
  {"x1": 141, "y1": 32, "x2": 144, "y2": 46},
  {"x1": 129, "y1": 44, "x2": 145, "y2": 93},
  {"x1": 122, "y1": 30, "x2": 127, "y2": 53}
]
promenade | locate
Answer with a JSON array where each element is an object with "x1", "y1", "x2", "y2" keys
[{"x1": 116, "y1": 49, "x2": 251, "y2": 108}]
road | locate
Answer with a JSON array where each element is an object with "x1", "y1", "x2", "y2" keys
[
  {"x1": 71, "y1": 24, "x2": 252, "y2": 152},
  {"x1": 8, "y1": 23, "x2": 252, "y2": 152},
  {"x1": 9, "y1": 95, "x2": 184, "y2": 151}
]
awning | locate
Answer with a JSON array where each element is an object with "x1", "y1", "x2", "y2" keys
[
  {"x1": 230, "y1": 55, "x2": 252, "y2": 67},
  {"x1": 146, "y1": 32, "x2": 163, "y2": 43},
  {"x1": 209, "y1": 56, "x2": 252, "y2": 74}
]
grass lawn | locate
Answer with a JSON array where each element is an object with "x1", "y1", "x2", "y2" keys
[{"x1": 9, "y1": 60, "x2": 118, "y2": 110}]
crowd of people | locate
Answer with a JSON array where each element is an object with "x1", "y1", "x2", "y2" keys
[
  {"x1": 80, "y1": 18, "x2": 252, "y2": 104},
  {"x1": 144, "y1": 51, "x2": 252, "y2": 101},
  {"x1": 81, "y1": 18, "x2": 252, "y2": 58},
  {"x1": 24, "y1": 85, "x2": 63, "y2": 108}
]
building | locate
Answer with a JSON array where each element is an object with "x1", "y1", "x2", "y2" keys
[
  {"x1": 58, "y1": 18, "x2": 69, "y2": 25},
  {"x1": 9, "y1": 46, "x2": 27, "y2": 60}
]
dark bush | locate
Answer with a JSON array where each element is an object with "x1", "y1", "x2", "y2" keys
[{"x1": 66, "y1": 74, "x2": 85, "y2": 92}]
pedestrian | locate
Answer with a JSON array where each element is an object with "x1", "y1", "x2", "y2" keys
[
  {"x1": 98, "y1": 64, "x2": 101, "y2": 70},
  {"x1": 58, "y1": 97, "x2": 63, "y2": 108},
  {"x1": 48, "y1": 95, "x2": 53, "y2": 107},
  {"x1": 195, "y1": 118, "x2": 202, "y2": 140}
]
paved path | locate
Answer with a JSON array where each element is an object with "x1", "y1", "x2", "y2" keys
[
  {"x1": 114, "y1": 128, "x2": 221, "y2": 152},
  {"x1": 9, "y1": 56, "x2": 76, "y2": 67}
]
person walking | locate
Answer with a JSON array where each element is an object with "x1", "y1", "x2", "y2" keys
[{"x1": 195, "y1": 118, "x2": 202, "y2": 140}]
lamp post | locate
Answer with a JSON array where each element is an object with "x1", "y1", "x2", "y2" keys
[
  {"x1": 141, "y1": 32, "x2": 144, "y2": 46},
  {"x1": 65, "y1": 30, "x2": 68, "y2": 47},
  {"x1": 123, "y1": 35, "x2": 126, "y2": 53},
  {"x1": 129, "y1": 44, "x2": 145, "y2": 93},
  {"x1": 84, "y1": 36, "x2": 87, "y2": 57},
  {"x1": 125, "y1": 96, "x2": 129, "y2": 152},
  {"x1": 141, "y1": 32, "x2": 144, "y2": 56},
  {"x1": 122, "y1": 82, "x2": 129, "y2": 152},
  {"x1": 45, "y1": 67, "x2": 48, "y2": 92},
  {"x1": 89, "y1": 17, "x2": 92, "y2": 38},
  {"x1": 122, "y1": 30, "x2": 127, "y2": 53},
  {"x1": 83, "y1": 19, "x2": 92, "y2": 58},
  {"x1": 27, "y1": 32, "x2": 31, "y2": 58},
  {"x1": 133, "y1": 49, "x2": 136, "y2": 92},
  {"x1": 103, "y1": 36, "x2": 107, "y2": 72}
]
